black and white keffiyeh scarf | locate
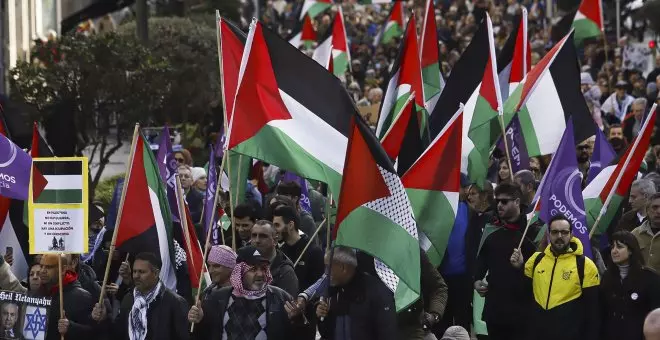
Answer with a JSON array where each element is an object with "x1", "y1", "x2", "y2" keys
[{"x1": 129, "y1": 281, "x2": 163, "y2": 340}]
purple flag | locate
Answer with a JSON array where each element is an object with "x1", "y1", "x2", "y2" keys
[
  {"x1": 281, "y1": 171, "x2": 312, "y2": 213},
  {"x1": 204, "y1": 145, "x2": 219, "y2": 245},
  {"x1": 538, "y1": 119, "x2": 592, "y2": 258},
  {"x1": 214, "y1": 127, "x2": 226, "y2": 159},
  {"x1": 586, "y1": 128, "x2": 616, "y2": 185},
  {"x1": 0, "y1": 133, "x2": 33, "y2": 200},
  {"x1": 156, "y1": 126, "x2": 181, "y2": 223},
  {"x1": 497, "y1": 115, "x2": 530, "y2": 174}
]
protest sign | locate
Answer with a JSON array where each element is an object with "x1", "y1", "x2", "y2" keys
[
  {"x1": 28, "y1": 158, "x2": 89, "y2": 254},
  {"x1": 0, "y1": 290, "x2": 52, "y2": 340}
]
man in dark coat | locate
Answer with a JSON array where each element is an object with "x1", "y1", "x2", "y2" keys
[
  {"x1": 40, "y1": 254, "x2": 95, "y2": 340},
  {"x1": 316, "y1": 246, "x2": 398, "y2": 340},
  {"x1": 251, "y1": 220, "x2": 299, "y2": 296},
  {"x1": 188, "y1": 246, "x2": 304, "y2": 339},
  {"x1": 91, "y1": 252, "x2": 189, "y2": 340}
]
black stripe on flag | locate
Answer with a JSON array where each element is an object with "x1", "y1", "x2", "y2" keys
[
  {"x1": 428, "y1": 18, "x2": 489, "y2": 138},
  {"x1": 549, "y1": 33, "x2": 597, "y2": 144},
  {"x1": 261, "y1": 25, "x2": 352, "y2": 137},
  {"x1": 34, "y1": 160, "x2": 83, "y2": 176},
  {"x1": 496, "y1": 13, "x2": 521, "y2": 74},
  {"x1": 397, "y1": 104, "x2": 424, "y2": 177},
  {"x1": 224, "y1": 18, "x2": 247, "y2": 43}
]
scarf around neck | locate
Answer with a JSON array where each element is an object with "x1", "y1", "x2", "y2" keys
[
  {"x1": 49, "y1": 271, "x2": 78, "y2": 295},
  {"x1": 129, "y1": 281, "x2": 163, "y2": 340},
  {"x1": 230, "y1": 262, "x2": 273, "y2": 299}
]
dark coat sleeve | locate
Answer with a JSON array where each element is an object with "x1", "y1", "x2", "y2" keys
[
  {"x1": 371, "y1": 280, "x2": 398, "y2": 340},
  {"x1": 169, "y1": 293, "x2": 191, "y2": 340},
  {"x1": 274, "y1": 264, "x2": 299, "y2": 296},
  {"x1": 420, "y1": 250, "x2": 448, "y2": 317},
  {"x1": 65, "y1": 289, "x2": 95, "y2": 338},
  {"x1": 583, "y1": 285, "x2": 600, "y2": 340},
  {"x1": 308, "y1": 245, "x2": 326, "y2": 286}
]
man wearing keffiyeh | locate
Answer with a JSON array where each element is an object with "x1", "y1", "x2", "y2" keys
[
  {"x1": 91, "y1": 252, "x2": 189, "y2": 340},
  {"x1": 189, "y1": 246, "x2": 308, "y2": 339}
]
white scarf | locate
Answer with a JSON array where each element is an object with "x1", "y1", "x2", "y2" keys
[{"x1": 128, "y1": 281, "x2": 162, "y2": 340}]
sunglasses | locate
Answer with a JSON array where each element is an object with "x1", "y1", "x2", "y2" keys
[
  {"x1": 175, "y1": 157, "x2": 185, "y2": 163},
  {"x1": 549, "y1": 230, "x2": 571, "y2": 236},
  {"x1": 496, "y1": 198, "x2": 515, "y2": 205},
  {"x1": 577, "y1": 145, "x2": 590, "y2": 150}
]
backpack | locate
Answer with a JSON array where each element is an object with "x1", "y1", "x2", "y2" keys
[{"x1": 532, "y1": 252, "x2": 585, "y2": 287}]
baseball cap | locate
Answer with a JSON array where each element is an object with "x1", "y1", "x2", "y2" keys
[{"x1": 236, "y1": 246, "x2": 270, "y2": 266}]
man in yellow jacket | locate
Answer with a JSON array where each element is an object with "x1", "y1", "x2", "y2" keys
[{"x1": 510, "y1": 214, "x2": 600, "y2": 340}]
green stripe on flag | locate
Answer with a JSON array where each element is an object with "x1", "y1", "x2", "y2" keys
[
  {"x1": 468, "y1": 96, "x2": 499, "y2": 186},
  {"x1": 585, "y1": 194, "x2": 625, "y2": 235},
  {"x1": 34, "y1": 189, "x2": 83, "y2": 204},
  {"x1": 422, "y1": 63, "x2": 442, "y2": 101},
  {"x1": 406, "y1": 188, "x2": 456, "y2": 266},
  {"x1": 308, "y1": 3, "x2": 332, "y2": 18},
  {"x1": 517, "y1": 105, "x2": 542, "y2": 156},
  {"x1": 382, "y1": 23, "x2": 403, "y2": 45},
  {"x1": 572, "y1": 19, "x2": 602, "y2": 45},
  {"x1": 333, "y1": 52, "x2": 349, "y2": 78},
  {"x1": 379, "y1": 92, "x2": 411, "y2": 140}
]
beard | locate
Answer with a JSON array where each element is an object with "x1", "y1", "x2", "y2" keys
[{"x1": 551, "y1": 240, "x2": 570, "y2": 253}]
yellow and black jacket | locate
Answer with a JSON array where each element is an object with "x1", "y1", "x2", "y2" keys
[{"x1": 523, "y1": 237, "x2": 600, "y2": 340}]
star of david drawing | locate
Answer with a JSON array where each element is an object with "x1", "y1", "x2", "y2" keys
[{"x1": 24, "y1": 308, "x2": 48, "y2": 338}]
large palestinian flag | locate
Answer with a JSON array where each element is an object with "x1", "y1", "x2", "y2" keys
[
  {"x1": 465, "y1": 14, "x2": 503, "y2": 188},
  {"x1": 335, "y1": 113, "x2": 420, "y2": 312},
  {"x1": 502, "y1": 31, "x2": 596, "y2": 156},
  {"x1": 420, "y1": 0, "x2": 445, "y2": 113},
  {"x1": 497, "y1": 9, "x2": 530, "y2": 100},
  {"x1": 402, "y1": 105, "x2": 463, "y2": 266},
  {"x1": 374, "y1": 1, "x2": 404, "y2": 46},
  {"x1": 572, "y1": 0, "x2": 603, "y2": 45},
  {"x1": 376, "y1": 15, "x2": 426, "y2": 143},
  {"x1": 583, "y1": 104, "x2": 657, "y2": 235},
  {"x1": 228, "y1": 21, "x2": 353, "y2": 197},
  {"x1": 313, "y1": 7, "x2": 351, "y2": 78},
  {"x1": 299, "y1": 0, "x2": 333, "y2": 20},
  {"x1": 115, "y1": 131, "x2": 177, "y2": 290}
]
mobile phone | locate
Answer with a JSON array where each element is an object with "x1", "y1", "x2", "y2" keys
[{"x1": 5, "y1": 247, "x2": 12, "y2": 256}]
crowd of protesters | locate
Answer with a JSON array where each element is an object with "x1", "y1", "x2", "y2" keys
[{"x1": 0, "y1": 0, "x2": 659, "y2": 339}]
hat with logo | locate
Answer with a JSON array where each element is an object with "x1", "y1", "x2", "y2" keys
[{"x1": 236, "y1": 246, "x2": 270, "y2": 266}]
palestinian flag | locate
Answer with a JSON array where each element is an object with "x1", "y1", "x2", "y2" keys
[
  {"x1": 374, "y1": 1, "x2": 404, "y2": 46},
  {"x1": 572, "y1": 0, "x2": 604, "y2": 45},
  {"x1": 502, "y1": 31, "x2": 596, "y2": 157},
  {"x1": 115, "y1": 132, "x2": 177, "y2": 290},
  {"x1": 299, "y1": 0, "x2": 333, "y2": 20},
  {"x1": 32, "y1": 160, "x2": 84, "y2": 204},
  {"x1": 376, "y1": 15, "x2": 427, "y2": 143},
  {"x1": 465, "y1": 14, "x2": 503, "y2": 187},
  {"x1": 313, "y1": 7, "x2": 351, "y2": 78},
  {"x1": 334, "y1": 113, "x2": 420, "y2": 311},
  {"x1": 228, "y1": 21, "x2": 353, "y2": 198},
  {"x1": 427, "y1": 15, "x2": 490, "y2": 137},
  {"x1": 180, "y1": 204, "x2": 209, "y2": 296},
  {"x1": 497, "y1": 9, "x2": 530, "y2": 100},
  {"x1": 218, "y1": 15, "x2": 246, "y2": 125},
  {"x1": 288, "y1": 15, "x2": 317, "y2": 49},
  {"x1": 420, "y1": 0, "x2": 445, "y2": 112},
  {"x1": 402, "y1": 106, "x2": 463, "y2": 266},
  {"x1": 379, "y1": 94, "x2": 423, "y2": 176},
  {"x1": 583, "y1": 104, "x2": 657, "y2": 235}
]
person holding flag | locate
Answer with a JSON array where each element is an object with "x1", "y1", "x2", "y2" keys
[{"x1": 510, "y1": 214, "x2": 601, "y2": 340}]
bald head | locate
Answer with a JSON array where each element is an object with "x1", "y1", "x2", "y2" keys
[{"x1": 644, "y1": 308, "x2": 660, "y2": 339}]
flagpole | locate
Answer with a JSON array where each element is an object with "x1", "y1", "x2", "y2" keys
[
  {"x1": 325, "y1": 193, "x2": 333, "y2": 250},
  {"x1": 190, "y1": 150, "x2": 228, "y2": 333},
  {"x1": 174, "y1": 174, "x2": 198, "y2": 277},
  {"x1": 98, "y1": 123, "x2": 140, "y2": 304},
  {"x1": 227, "y1": 154, "x2": 243, "y2": 252},
  {"x1": 294, "y1": 218, "x2": 327, "y2": 267},
  {"x1": 517, "y1": 200, "x2": 539, "y2": 249},
  {"x1": 58, "y1": 253, "x2": 64, "y2": 340},
  {"x1": 589, "y1": 103, "x2": 658, "y2": 238},
  {"x1": 498, "y1": 114, "x2": 515, "y2": 179}
]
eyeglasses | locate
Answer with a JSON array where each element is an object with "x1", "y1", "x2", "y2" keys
[
  {"x1": 496, "y1": 198, "x2": 514, "y2": 205},
  {"x1": 175, "y1": 157, "x2": 185, "y2": 164},
  {"x1": 549, "y1": 230, "x2": 571, "y2": 236}
]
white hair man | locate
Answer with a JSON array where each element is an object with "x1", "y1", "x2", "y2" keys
[{"x1": 616, "y1": 179, "x2": 656, "y2": 232}]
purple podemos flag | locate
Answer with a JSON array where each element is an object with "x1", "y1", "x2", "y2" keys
[
  {"x1": 281, "y1": 171, "x2": 312, "y2": 213},
  {"x1": 203, "y1": 144, "x2": 218, "y2": 242},
  {"x1": 538, "y1": 118, "x2": 592, "y2": 258},
  {"x1": 156, "y1": 126, "x2": 181, "y2": 223},
  {"x1": 0, "y1": 133, "x2": 33, "y2": 200},
  {"x1": 496, "y1": 115, "x2": 529, "y2": 174},
  {"x1": 586, "y1": 128, "x2": 616, "y2": 185}
]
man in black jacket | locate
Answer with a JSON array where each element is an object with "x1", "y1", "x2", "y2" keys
[
  {"x1": 91, "y1": 252, "x2": 189, "y2": 340},
  {"x1": 188, "y1": 246, "x2": 304, "y2": 339},
  {"x1": 316, "y1": 246, "x2": 398, "y2": 340},
  {"x1": 251, "y1": 220, "x2": 299, "y2": 296},
  {"x1": 40, "y1": 254, "x2": 95, "y2": 340},
  {"x1": 473, "y1": 182, "x2": 536, "y2": 340}
]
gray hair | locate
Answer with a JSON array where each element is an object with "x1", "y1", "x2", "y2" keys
[
  {"x1": 514, "y1": 170, "x2": 535, "y2": 187},
  {"x1": 633, "y1": 97, "x2": 648, "y2": 109},
  {"x1": 632, "y1": 179, "x2": 656, "y2": 197},
  {"x1": 326, "y1": 246, "x2": 358, "y2": 267}
]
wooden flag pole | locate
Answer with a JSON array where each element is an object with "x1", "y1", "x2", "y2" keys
[
  {"x1": 326, "y1": 193, "x2": 333, "y2": 249},
  {"x1": 175, "y1": 175, "x2": 198, "y2": 278},
  {"x1": 58, "y1": 253, "x2": 64, "y2": 340},
  {"x1": 498, "y1": 114, "x2": 515, "y2": 180},
  {"x1": 294, "y1": 218, "x2": 327, "y2": 267},
  {"x1": 98, "y1": 124, "x2": 140, "y2": 304},
  {"x1": 517, "y1": 200, "x2": 540, "y2": 249}
]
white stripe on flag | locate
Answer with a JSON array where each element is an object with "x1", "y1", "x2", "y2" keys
[{"x1": 43, "y1": 175, "x2": 83, "y2": 190}]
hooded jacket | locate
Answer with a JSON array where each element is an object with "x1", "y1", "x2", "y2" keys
[
  {"x1": 280, "y1": 234, "x2": 325, "y2": 291},
  {"x1": 523, "y1": 237, "x2": 600, "y2": 340}
]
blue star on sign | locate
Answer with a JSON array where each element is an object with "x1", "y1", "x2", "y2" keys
[{"x1": 24, "y1": 307, "x2": 48, "y2": 338}]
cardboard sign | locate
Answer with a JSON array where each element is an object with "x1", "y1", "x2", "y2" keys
[
  {"x1": 28, "y1": 158, "x2": 89, "y2": 254},
  {"x1": 0, "y1": 290, "x2": 52, "y2": 340}
]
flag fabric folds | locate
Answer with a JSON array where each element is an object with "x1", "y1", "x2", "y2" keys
[
  {"x1": 586, "y1": 128, "x2": 616, "y2": 185},
  {"x1": 572, "y1": 0, "x2": 604, "y2": 44}
]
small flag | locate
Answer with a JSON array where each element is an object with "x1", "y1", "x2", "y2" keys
[
  {"x1": 203, "y1": 145, "x2": 218, "y2": 235},
  {"x1": 496, "y1": 115, "x2": 530, "y2": 174}
]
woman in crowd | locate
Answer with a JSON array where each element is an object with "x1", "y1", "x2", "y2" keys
[
  {"x1": 600, "y1": 230, "x2": 660, "y2": 340},
  {"x1": 497, "y1": 158, "x2": 512, "y2": 184}
]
